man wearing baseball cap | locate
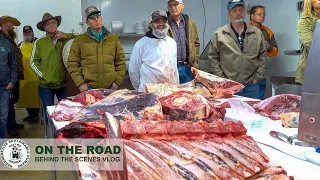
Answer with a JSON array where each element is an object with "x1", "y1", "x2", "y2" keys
[
  {"x1": 167, "y1": 0, "x2": 200, "y2": 84},
  {"x1": 207, "y1": 0, "x2": 268, "y2": 99},
  {"x1": 129, "y1": 10, "x2": 179, "y2": 92},
  {"x1": 67, "y1": 6, "x2": 126, "y2": 92},
  {"x1": 16, "y1": 25, "x2": 40, "y2": 122},
  {"x1": 0, "y1": 15, "x2": 25, "y2": 136}
]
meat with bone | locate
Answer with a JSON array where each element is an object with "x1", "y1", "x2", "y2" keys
[
  {"x1": 120, "y1": 120, "x2": 247, "y2": 138},
  {"x1": 56, "y1": 117, "x2": 292, "y2": 180},
  {"x1": 72, "y1": 89, "x2": 113, "y2": 105},
  {"x1": 146, "y1": 79, "x2": 212, "y2": 98},
  {"x1": 71, "y1": 89, "x2": 163, "y2": 122},
  {"x1": 253, "y1": 94, "x2": 301, "y2": 120},
  {"x1": 191, "y1": 68, "x2": 245, "y2": 99},
  {"x1": 50, "y1": 100, "x2": 85, "y2": 121},
  {"x1": 159, "y1": 91, "x2": 226, "y2": 121}
]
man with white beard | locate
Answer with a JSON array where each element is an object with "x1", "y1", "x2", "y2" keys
[
  {"x1": 129, "y1": 10, "x2": 179, "y2": 92},
  {"x1": 17, "y1": 25, "x2": 40, "y2": 122},
  {"x1": 207, "y1": 0, "x2": 268, "y2": 99}
]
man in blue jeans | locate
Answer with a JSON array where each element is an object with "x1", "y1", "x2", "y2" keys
[
  {"x1": 30, "y1": 13, "x2": 75, "y2": 125},
  {"x1": 0, "y1": 33, "x2": 17, "y2": 138},
  {"x1": 167, "y1": 0, "x2": 200, "y2": 83}
]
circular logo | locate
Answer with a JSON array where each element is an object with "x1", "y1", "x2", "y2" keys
[{"x1": 0, "y1": 139, "x2": 30, "y2": 169}]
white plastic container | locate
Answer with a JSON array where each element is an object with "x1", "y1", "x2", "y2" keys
[
  {"x1": 224, "y1": 99, "x2": 269, "y2": 131},
  {"x1": 224, "y1": 111, "x2": 270, "y2": 131},
  {"x1": 136, "y1": 22, "x2": 144, "y2": 34}
]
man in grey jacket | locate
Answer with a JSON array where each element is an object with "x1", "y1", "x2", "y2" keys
[
  {"x1": 208, "y1": 0, "x2": 267, "y2": 99},
  {"x1": 0, "y1": 34, "x2": 17, "y2": 138}
]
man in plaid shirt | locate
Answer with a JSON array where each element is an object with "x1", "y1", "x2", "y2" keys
[{"x1": 167, "y1": 0, "x2": 200, "y2": 84}]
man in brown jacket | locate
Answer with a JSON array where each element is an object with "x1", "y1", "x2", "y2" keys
[
  {"x1": 167, "y1": 0, "x2": 200, "y2": 83},
  {"x1": 67, "y1": 6, "x2": 126, "y2": 92},
  {"x1": 208, "y1": 0, "x2": 268, "y2": 99},
  {"x1": 0, "y1": 16, "x2": 25, "y2": 136}
]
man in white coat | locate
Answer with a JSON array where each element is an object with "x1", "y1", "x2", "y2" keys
[{"x1": 129, "y1": 10, "x2": 179, "y2": 92}]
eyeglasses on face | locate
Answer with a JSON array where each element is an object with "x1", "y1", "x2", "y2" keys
[
  {"x1": 88, "y1": 12, "x2": 101, "y2": 20},
  {"x1": 255, "y1": 13, "x2": 267, "y2": 17},
  {"x1": 168, "y1": 3, "x2": 181, "y2": 8}
]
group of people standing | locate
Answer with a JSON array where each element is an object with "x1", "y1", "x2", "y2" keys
[{"x1": 0, "y1": 0, "x2": 316, "y2": 138}]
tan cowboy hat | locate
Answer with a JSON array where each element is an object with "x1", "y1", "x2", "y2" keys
[
  {"x1": 37, "y1": 13, "x2": 61, "y2": 31},
  {"x1": 0, "y1": 16, "x2": 21, "y2": 26}
]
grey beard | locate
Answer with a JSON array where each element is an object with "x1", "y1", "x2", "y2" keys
[
  {"x1": 152, "y1": 26, "x2": 169, "y2": 39},
  {"x1": 235, "y1": 18, "x2": 244, "y2": 23},
  {"x1": 23, "y1": 36, "x2": 32, "y2": 42}
]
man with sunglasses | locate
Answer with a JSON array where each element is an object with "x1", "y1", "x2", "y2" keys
[
  {"x1": 167, "y1": 0, "x2": 200, "y2": 84},
  {"x1": 30, "y1": 13, "x2": 75, "y2": 125},
  {"x1": 249, "y1": 5, "x2": 278, "y2": 100},
  {"x1": 208, "y1": 0, "x2": 268, "y2": 99},
  {"x1": 129, "y1": 10, "x2": 179, "y2": 92},
  {"x1": 67, "y1": 6, "x2": 126, "y2": 92}
]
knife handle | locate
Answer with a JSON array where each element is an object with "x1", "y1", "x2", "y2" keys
[{"x1": 305, "y1": 151, "x2": 320, "y2": 166}]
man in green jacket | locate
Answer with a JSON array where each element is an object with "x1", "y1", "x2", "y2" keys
[
  {"x1": 208, "y1": 0, "x2": 268, "y2": 99},
  {"x1": 167, "y1": 0, "x2": 200, "y2": 84},
  {"x1": 67, "y1": 6, "x2": 126, "y2": 92},
  {"x1": 30, "y1": 13, "x2": 75, "y2": 124}
]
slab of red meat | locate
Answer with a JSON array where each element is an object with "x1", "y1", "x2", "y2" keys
[
  {"x1": 253, "y1": 94, "x2": 301, "y2": 120},
  {"x1": 120, "y1": 120, "x2": 247, "y2": 138},
  {"x1": 72, "y1": 89, "x2": 113, "y2": 106},
  {"x1": 159, "y1": 91, "x2": 225, "y2": 121},
  {"x1": 71, "y1": 89, "x2": 163, "y2": 123},
  {"x1": 50, "y1": 100, "x2": 85, "y2": 121},
  {"x1": 191, "y1": 67, "x2": 245, "y2": 98},
  {"x1": 55, "y1": 121, "x2": 106, "y2": 138}
]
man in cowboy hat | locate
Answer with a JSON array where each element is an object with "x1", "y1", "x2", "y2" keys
[
  {"x1": 0, "y1": 15, "x2": 25, "y2": 136},
  {"x1": 30, "y1": 13, "x2": 75, "y2": 124},
  {"x1": 67, "y1": 6, "x2": 126, "y2": 92},
  {"x1": 0, "y1": 33, "x2": 17, "y2": 138}
]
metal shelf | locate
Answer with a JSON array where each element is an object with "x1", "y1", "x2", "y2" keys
[{"x1": 116, "y1": 33, "x2": 144, "y2": 38}]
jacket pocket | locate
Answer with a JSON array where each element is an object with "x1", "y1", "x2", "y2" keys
[{"x1": 102, "y1": 42, "x2": 116, "y2": 57}]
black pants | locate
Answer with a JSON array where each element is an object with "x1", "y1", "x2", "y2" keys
[
  {"x1": 26, "y1": 108, "x2": 39, "y2": 116},
  {"x1": 7, "y1": 81, "x2": 19, "y2": 131}
]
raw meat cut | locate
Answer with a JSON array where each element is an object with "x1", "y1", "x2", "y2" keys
[
  {"x1": 71, "y1": 89, "x2": 163, "y2": 122},
  {"x1": 192, "y1": 68, "x2": 245, "y2": 98},
  {"x1": 56, "y1": 116, "x2": 293, "y2": 180},
  {"x1": 159, "y1": 91, "x2": 225, "y2": 121},
  {"x1": 56, "y1": 121, "x2": 106, "y2": 138},
  {"x1": 120, "y1": 120, "x2": 247, "y2": 137},
  {"x1": 253, "y1": 94, "x2": 301, "y2": 120},
  {"x1": 72, "y1": 89, "x2": 113, "y2": 105},
  {"x1": 50, "y1": 100, "x2": 85, "y2": 121},
  {"x1": 247, "y1": 166, "x2": 293, "y2": 180},
  {"x1": 146, "y1": 79, "x2": 212, "y2": 98}
]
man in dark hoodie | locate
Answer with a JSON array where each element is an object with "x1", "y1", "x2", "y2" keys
[
  {"x1": 0, "y1": 33, "x2": 17, "y2": 138},
  {"x1": 129, "y1": 10, "x2": 179, "y2": 92},
  {"x1": 167, "y1": 0, "x2": 200, "y2": 83},
  {"x1": 0, "y1": 16, "x2": 25, "y2": 137}
]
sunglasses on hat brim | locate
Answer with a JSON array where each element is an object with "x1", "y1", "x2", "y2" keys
[{"x1": 87, "y1": 12, "x2": 101, "y2": 20}]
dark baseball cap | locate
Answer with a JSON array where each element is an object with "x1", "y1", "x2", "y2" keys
[
  {"x1": 85, "y1": 6, "x2": 101, "y2": 18},
  {"x1": 151, "y1": 10, "x2": 168, "y2": 21},
  {"x1": 23, "y1": 25, "x2": 33, "y2": 32},
  {"x1": 228, "y1": 0, "x2": 245, "y2": 10}
]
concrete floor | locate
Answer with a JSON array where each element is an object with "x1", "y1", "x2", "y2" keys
[{"x1": 2, "y1": 108, "x2": 76, "y2": 180}]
